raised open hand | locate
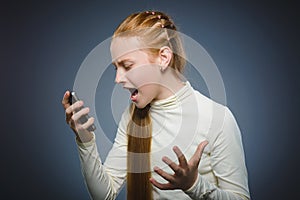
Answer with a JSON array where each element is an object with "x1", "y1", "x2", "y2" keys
[{"x1": 150, "y1": 141, "x2": 208, "y2": 191}]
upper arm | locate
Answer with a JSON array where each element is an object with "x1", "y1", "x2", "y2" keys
[{"x1": 210, "y1": 107, "x2": 250, "y2": 198}]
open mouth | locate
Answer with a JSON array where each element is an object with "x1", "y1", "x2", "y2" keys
[{"x1": 129, "y1": 88, "x2": 138, "y2": 101}]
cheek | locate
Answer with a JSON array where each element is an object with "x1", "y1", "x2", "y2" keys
[
  {"x1": 139, "y1": 84, "x2": 159, "y2": 100},
  {"x1": 125, "y1": 64, "x2": 160, "y2": 88}
]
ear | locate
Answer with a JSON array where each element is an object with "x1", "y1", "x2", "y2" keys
[{"x1": 158, "y1": 46, "x2": 172, "y2": 71}]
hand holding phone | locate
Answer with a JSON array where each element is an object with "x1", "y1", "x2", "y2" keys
[{"x1": 69, "y1": 91, "x2": 96, "y2": 132}]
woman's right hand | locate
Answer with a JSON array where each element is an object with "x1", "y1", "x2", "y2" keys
[{"x1": 62, "y1": 91, "x2": 94, "y2": 143}]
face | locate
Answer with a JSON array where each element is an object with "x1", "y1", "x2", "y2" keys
[{"x1": 111, "y1": 36, "x2": 163, "y2": 109}]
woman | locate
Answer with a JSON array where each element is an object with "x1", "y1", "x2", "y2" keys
[{"x1": 62, "y1": 11, "x2": 250, "y2": 200}]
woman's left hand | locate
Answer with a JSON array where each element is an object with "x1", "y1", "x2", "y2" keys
[{"x1": 150, "y1": 141, "x2": 208, "y2": 191}]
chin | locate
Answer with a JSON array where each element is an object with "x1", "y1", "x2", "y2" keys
[
  {"x1": 134, "y1": 101, "x2": 150, "y2": 110},
  {"x1": 134, "y1": 103, "x2": 146, "y2": 109}
]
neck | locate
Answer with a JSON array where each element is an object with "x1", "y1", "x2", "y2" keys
[{"x1": 156, "y1": 68, "x2": 185, "y2": 100}]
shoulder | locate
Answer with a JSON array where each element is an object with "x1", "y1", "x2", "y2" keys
[
  {"x1": 189, "y1": 85, "x2": 235, "y2": 139},
  {"x1": 191, "y1": 86, "x2": 228, "y2": 125},
  {"x1": 191, "y1": 88, "x2": 242, "y2": 152}
]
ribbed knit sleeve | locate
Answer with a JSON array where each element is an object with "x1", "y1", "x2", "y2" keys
[
  {"x1": 76, "y1": 107, "x2": 130, "y2": 200},
  {"x1": 184, "y1": 107, "x2": 250, "y2": 199}
]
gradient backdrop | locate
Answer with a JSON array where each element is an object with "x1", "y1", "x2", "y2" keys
[{"x1": 2, "y1": 0, "x2": 299, "y2": 199}]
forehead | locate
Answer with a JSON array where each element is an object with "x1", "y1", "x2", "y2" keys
[{"x1": 110, "y1": 36, "x2": 143, "y2": 63}]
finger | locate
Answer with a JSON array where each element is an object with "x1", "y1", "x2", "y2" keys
[
  {"x1": 65, "y1": 100, "x2": 84, "y2": 115},
  {"x1": 66, "y1": 113, "x2": 72, "y2": 124},
  {"x1": 162, "y1": 156, "x2": 182, "y2": 175},
  {"x1": 149, "y1": 177, "x2": 174, "y2": 190},
  {"x1": 71, "y1": 107, "x2": 90, "y2": 122},
  {"x1": 189, "y1": 141, "x2": 208, "y2": 167},
  {"x1": 173, "y1": 146, "x2": 188, "y2": 168},
  {"x1": 153, "y1": 166, "x2": 175, "y2": 184},
  {"x1": 65, "y1": 94, "x2": 79, "y2": 124},
  {"x1": 81, "y1": 117, "x2": 94, "y2": 130},
  {"x1": 62, "y1": 91, "x2": 71, "y2": 109}
]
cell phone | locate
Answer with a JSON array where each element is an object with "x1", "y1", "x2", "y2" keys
[{"x1": 69, "y1": 91, "x2": 96, "y2": 132}]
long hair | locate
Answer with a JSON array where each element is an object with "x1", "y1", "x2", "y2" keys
[
  {"x1": 127, "y1": 104, "x2": 152, "y2": 200},
  {"x1": 112, "y1": 11, "x2": 186, "y2": 199}
]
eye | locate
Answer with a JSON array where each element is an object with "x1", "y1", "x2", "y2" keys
[{"x1": 124, "y1": 63, "x2": 133, "y2": 70}]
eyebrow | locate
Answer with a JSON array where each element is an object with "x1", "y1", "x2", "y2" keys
[{"x1": 112, "y1": 58, "x2": 132, "y2": 67}]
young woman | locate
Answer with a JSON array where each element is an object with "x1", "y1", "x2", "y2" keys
[{"x1": 62, "y1": 11, "x2": 250, "y2": 200}]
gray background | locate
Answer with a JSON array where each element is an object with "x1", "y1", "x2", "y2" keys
[{"x1": 2, "y1": 0, "x2": 299, "y2": 199}]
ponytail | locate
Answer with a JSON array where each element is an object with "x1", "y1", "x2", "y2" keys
[{"x1": 127, "y1": 104, "x2": 153, "y2": 200}]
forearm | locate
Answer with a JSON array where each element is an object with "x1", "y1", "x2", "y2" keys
[
  {"x1": 76, "y1": 131, "x2": 94, "y2": 143},
  {"x1": 76, "y1": 135, "x2": 118, "y2": 200},
  {"x1": 184, "y1": 175, "x2": 249, "y2": 200}
]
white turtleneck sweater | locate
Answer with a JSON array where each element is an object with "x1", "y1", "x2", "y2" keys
[{"x1": 76, "y1": 82, "x2": 250, "y2": 200}]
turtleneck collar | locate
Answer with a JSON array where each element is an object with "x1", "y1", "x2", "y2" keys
[{"x1": 150, "y1": 81, "x2": 193, "y2": 109}]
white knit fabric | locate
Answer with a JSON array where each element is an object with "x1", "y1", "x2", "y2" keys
[{"x1": 76, "y1": 82, "x2": 250, "y2": 200}]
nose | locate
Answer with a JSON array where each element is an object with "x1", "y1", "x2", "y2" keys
[{"x1": 115, "y1": 68, "x2": 126, "y2": 84}]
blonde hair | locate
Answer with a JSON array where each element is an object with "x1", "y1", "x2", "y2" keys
[
  {"x1": 113, "y1": 11, "x2": 186, "y2": 73},
  {"x1": 126, "y1": 104, "x2": 152, "y2": 200},
  {"x1": 113, "y1": 11, "x2": 186, "y2": 200}
]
